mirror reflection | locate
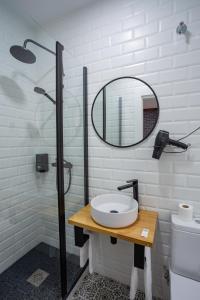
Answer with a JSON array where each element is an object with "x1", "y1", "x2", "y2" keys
[{"x1": 92, "y1": 77, "x2": 159, "y2": 147}]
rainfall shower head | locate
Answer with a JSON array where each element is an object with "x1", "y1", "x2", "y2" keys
[
  {"x1": 10, "y1": 45, "x2": 36, "y2": 64},
  {"x1": 34, "y1": 86, "x2": 56, "y2": 105},
  {"x1": 10, "y1": 39, "x2": 55, "y2": 64}
]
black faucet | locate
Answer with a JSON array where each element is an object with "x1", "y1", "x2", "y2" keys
[{"x1": 117, "y1": 179, "x2": 139, "y2": 204}]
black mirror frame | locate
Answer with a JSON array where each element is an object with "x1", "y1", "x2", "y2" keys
[{"x1": 91, "y1": 76, "x2": 159, "y2": 148}]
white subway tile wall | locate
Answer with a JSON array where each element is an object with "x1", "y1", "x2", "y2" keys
[
  {"x1": 0, "y1": 4, "x2": 42, "y2": 273},
  {"x1": 0, "y1": 3, "x2": 79, "y2": 276},
  {"x1": 46, "y1": 0, "x2": 200, "y2": 299}
]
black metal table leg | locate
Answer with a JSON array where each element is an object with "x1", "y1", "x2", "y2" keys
[
  {"x1": 74, "y1": 226, "x2": 89, "y2": 247},
  {"x1": 134, "y1": 244, "x2": 145, "y2": 269}
]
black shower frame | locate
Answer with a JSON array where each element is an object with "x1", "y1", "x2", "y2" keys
[
  {"x1": 56, "y1": 43, "x2": 89, "y2": 299},
  {"x1": 103, "y1": 87, "x2": 106, "y2": 140},
  {"x1": 56, "y1": 41, "x2": 67, "y2": 299}
]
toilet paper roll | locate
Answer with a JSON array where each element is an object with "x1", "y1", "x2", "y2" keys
[{"x1": 178, "y1": 203, "x2": 193, "y2": 221}]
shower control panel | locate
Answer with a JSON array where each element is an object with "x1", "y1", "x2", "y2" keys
[{"x1": 36, "y1": 153, "x2": 49, "y2": 172}]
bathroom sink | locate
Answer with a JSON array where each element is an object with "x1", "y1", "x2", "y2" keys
[{"x1": 90, "y1": 193, "x2": 138, "y2": 228}]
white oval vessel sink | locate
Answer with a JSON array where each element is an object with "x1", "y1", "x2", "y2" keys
[{"x1": 90, "y1": 193, "x2": 138, "y2": 228}]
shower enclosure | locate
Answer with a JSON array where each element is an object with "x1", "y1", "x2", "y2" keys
[{"x1": 0, "y1": 3, "x2": 88, "y2": 299}]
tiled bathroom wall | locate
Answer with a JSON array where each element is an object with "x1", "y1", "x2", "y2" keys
[
  {"x1": 0, "y1": 4, "x2": 42, "y2": 273},
  {"x1": 0, "y1": 2, "x2": 87, "y2": 275},
  {"x1": 46, "y1": 0, "x2": 200, "y2": 299},
  {"x1": 0, "y1": 2, "x2": 67, "y2": 274}
]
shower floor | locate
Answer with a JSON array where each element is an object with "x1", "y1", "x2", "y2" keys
[{"x1": 0, "y1": 243, "x2": 80, "y2": 300}]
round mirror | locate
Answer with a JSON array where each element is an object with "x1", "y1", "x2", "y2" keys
[{"x1": 91, "y1": 77, "x2": 159, "y2": 148}]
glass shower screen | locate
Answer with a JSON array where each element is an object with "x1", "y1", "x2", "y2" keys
[{"x1": 0, "y1": 2, "x2": 88, "y2": 299}]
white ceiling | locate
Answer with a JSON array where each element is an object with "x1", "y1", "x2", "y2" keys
[{"x1": 5, "y1": 0, "x2": 96, "y2": 24}]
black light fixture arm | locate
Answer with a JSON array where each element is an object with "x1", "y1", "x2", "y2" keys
[{"x1": 23, "y1": 39, "x2": 56, "y2": 55}]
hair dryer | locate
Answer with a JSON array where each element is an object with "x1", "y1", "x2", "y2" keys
[{"x1": 152, "y1": 130, "x2": 189, "y2": 159}]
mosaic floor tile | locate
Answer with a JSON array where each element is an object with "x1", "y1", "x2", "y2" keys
[
  {"x1": 0, "y1": 242, "x2": 81, "y2": 299},
  {"x1": 71, "y1": 272, "x2": 162, "y2": 300}
]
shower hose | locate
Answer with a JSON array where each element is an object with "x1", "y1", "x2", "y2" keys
[{"x1": 53, "y1": 159, "x2": 72, "y2": 195}]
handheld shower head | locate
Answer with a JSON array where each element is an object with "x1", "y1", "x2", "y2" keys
[
  {"x1": 34, "y1": 87, "x2": 46, "y2": 95},
  {"x1": 152, "y1": 130, "x2": 188, "y2": 159},
  {"x1": 34, "y1": 86, "x2": 56, "y2": 105}
]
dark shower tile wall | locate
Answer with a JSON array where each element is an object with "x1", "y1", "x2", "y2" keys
[{"x1": 0, "y1": 243, "x2": 80, "y2": 300}]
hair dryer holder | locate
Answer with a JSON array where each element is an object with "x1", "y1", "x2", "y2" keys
[{"x1": 152, "y1": 130, "x2": 189, "y2": 159}]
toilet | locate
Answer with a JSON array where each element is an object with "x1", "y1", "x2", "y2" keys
[{"x1": 170, "y1": 215, "x2": 200, "y2": 300}]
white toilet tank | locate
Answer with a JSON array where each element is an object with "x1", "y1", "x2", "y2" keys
[{"x1": 171, "y1": 215, "x2": 200, "y2": 282}]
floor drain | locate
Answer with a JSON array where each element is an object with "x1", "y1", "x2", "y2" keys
[
  {"x1": 110, "y1": 210, "x2": 119, "y2": 213},
  {"x1": 27, "y1": 269, "x2": 49, "y2": 287}
]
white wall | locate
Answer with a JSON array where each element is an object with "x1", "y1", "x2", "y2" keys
[
  {"x1": 46, "y1": 0, "x2": 200, "y2": 298},
  {"x1": 0, "y1": 1, "x2": 85, "y2": 275},
  {"x1": 0, "y1": 3, "x2": 43, "y2": 273}
]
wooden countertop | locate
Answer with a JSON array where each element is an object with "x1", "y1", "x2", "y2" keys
[{"x1": 68, "y1": 205, "x2": 158, "y2": 247}]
